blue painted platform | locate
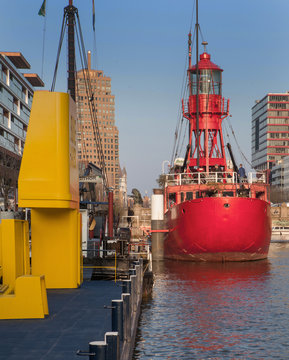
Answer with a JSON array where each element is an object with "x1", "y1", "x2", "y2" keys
[{"x1": 0, "y1": 280, "x2": 122, "y2": 360}]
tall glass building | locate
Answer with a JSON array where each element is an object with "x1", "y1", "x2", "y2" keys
[
  {"x1": 252, "y1": 93, "x2": 289, "y2": 171},
  {"x1": 0, "y1": 52, "x2": 43, "y2": 208}
]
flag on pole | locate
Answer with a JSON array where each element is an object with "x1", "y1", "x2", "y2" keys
[
  {"x1": 92, "y1": 0, "x2": 95, "y2": 31},
  {"x1": 38, "y1": 0, "x2": 46, "y2": 17}
]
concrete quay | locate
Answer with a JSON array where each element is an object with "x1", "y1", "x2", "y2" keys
[{"x1": 0, "y1": 259, "x2": 144, "y2": 360}]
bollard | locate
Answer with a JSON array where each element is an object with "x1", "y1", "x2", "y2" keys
[
  {"x1": 89, "y1": 341, "x2": 106, "y2": 360},
  {"x1": 151, "y1": 190, "x2": 164, "y2": 260},
  {"x1": 122, "y1": 293, "x2": 130, "y2": 342},
  {"x1": 105, "y1": 332, "x2": 119, "y2": 360},
  {"x1": 130, "y1": 275, "x2": 137, "y2": 313},
  {"x1": 134, "y1": 265, "x2": 140, "y2": 298},
  {"x1": 122, "y1": 279, "x2": 131, "y2": 295},
  {"x1": 111, "y1": 300, "x2": 123, "y2": 342},
  {"x1": 129, "y1": 268, "x2": 136, "y2": 276}
]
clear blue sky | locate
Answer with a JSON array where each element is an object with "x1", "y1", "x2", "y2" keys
[{"x1": 1, "y1": 0, "x2": 289, "y2": 196}]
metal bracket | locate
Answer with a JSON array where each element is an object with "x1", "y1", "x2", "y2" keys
[{"x1": 76, "y1": 350, "x2": 96, "y2": 356}]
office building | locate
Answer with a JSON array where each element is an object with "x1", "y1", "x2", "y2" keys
[
  {"x1": 252, "y1": 93, "x2": 289, "y2": 171},
  {"x1": 0, "y1": 52, "x2": 43, "y2": 208},
  {"x1": 76, "y1": 51, "x2": 119, "y2": 195}
]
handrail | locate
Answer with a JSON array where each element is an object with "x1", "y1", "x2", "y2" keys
[
  {"x1": 165, "y1": 171, "x2": 266, "y2": 186},
  {"x1": 82, "y1": 248, "x2": 117, "y2": 282}
]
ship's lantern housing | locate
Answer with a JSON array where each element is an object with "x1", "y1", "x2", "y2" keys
[
  {"x1": 183, "y1": 47, "x2": 229, "y2": 170},
  {"x1": 189, "y1": 52, "x2": 223, "y2": 96}
]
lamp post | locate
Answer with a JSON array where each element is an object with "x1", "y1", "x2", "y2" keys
[{"x1": 162, "y1": 160, "x2": 170, "y2": 174}]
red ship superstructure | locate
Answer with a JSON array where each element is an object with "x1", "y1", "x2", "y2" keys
[{"x1": 164, "y1": 36, "x2": 271, "y2": 261}]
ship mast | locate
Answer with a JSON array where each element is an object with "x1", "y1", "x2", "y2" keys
[
  {"x1": 67, "y1": 0, "x2": 76, "y2": 101},
  {"x1": 195, "y1": 0, "x2": 200, "y2": 168},
  {"x1": 182, "y1": 4, "x2": 230, "y2": 171}
]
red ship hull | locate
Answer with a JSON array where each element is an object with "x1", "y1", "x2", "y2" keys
[{"x1": 164, "y1": 197, "x2": 271, "y2": 262}]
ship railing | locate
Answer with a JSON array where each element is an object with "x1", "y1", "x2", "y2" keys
[
  {"x1": 247, "y1": 171, "x2": 266, "y2": 184},
  {"x1": 165, "y1": 171, "x2": 267, "y2": 186},
  {"x1": 165, "y1": 172, "x2": 238, "y2": 186},
  {"x1": 82, "y1": 248, "x2": 117, "y2": 282}
]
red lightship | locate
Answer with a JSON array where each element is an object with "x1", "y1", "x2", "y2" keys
[{"x1": 164, "y1": 11, "x2": 271, "y2": 261}]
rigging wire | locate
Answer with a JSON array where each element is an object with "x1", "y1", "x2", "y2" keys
[
  {"x1": 75, "y1": 13, "x2": 109, "y2": 189},
  {"x1": 170, "y1": 0, "x2": 197, "y2": 167},
  {"x1": 51, "y1": 13, "x2": 66, "y2": 92},
  {"x1": 179, "y1": 120, "x2": 189, "y2": 156},
  {"x1": 75, "y1": 71, "x2": 88, "y2": 167},
  {"x1": 189, "y1": 0, "x2": 196, "y2": 33},
  {"x1": 170, "y1": 56, "x2": 189, "y2": 166},
  {"x1": 50, "y1": 6, "x2": 109, "y2": 190},
  {"x1": 40, "y1": 11, "x2": 47, "y2": 80},
  {"x1": 198, "y1": 25, "x2": 206, "y2": 44},
  {"x1": 222, "y1": 118, "x2": 232, "y2": 161},
  {"x1": 170, "y1": 30, "x2": 197, "y2": 166},
  {"x1": 93, "y1": 31, "x2": 98, "y2": 70},
  {"x1": 226, "y1": 116, "x2": 254, "y2": 169}
]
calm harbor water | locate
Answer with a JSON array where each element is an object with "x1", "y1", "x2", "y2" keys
[{"x1": 133, "y1": 244, "x2": 289, "y2": 359}]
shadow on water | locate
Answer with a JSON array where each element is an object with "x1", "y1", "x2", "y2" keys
[{"x1": 133, "y1": 250, "x2": 289, "y2": 359}]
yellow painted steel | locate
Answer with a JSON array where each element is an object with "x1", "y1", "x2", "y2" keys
[
  {"x1": 0, "y1": 219, "x2": 48, "y2": 319},
  {"x1": 78, "y1": 211, "x2": 83, "y2": 285},
  {"x1": 1, "y1": 220, "x2": 30, "y2": 290},
  {"x1": 0, "y1": 275, "x2": 48, "y2": 319},
  {"x1": 17, "y1": 91, "x2": 82, "y2": 289},
  {"x1": 18, "y1": 91, "x2": 79, "y2": 209},
  {"x1": 31, "y1": 208, "x2": 81, "y2": 288},
  {"x1": 0, "y1": 225, "x2": 2, "y2": 281}
]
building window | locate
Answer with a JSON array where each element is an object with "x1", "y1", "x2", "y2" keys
[{"x1": 255, "y1": 118, "x2": 259, "y2": 151}]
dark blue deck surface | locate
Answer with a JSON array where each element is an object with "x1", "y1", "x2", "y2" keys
[{"x1": 0, "y1": 279, "x2": 122, "y2": 360}]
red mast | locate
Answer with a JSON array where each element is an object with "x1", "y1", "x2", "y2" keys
[{"x1": 182, "y1": 42, "x2": 230, "y2": 172}]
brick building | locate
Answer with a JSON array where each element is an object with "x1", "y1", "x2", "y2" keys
[{"x1": 76, "y1": 51, "x2": 120, "y2": 195}]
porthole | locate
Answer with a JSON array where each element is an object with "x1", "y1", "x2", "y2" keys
[{"x1": 224, "y1": 203, "x2": 230, "y2": 208}]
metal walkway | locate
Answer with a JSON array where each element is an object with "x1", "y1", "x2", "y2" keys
[{"x1": 0, "y1": 280, "x2": 122, "y2": 360}]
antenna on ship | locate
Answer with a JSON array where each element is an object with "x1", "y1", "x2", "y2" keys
[
  {"x1": 195, "y1": 0, "x2": 200, "y2": 168},
  {"x1": 202, "y1": 41, "x2": 208, "y2": 52}
]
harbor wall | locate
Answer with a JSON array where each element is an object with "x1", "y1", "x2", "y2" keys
[{"x1": 77, "y1": 259, "x2": 144, "y2": 360}]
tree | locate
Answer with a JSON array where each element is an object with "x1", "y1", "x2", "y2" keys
[
  {"x1": 131, "y1": 188, "x2": 143, "y2": 205},
  {"x1": 156, "y1": 174, "x2": 166, "y2": 189},
  {"x1": 0, "y1": 150, "x2": 20, "y2": 210}
]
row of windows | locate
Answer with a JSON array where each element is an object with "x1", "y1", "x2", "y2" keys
[
  {"x1": 268, "y1": 133, "x2": 289, "y2": 139},
  {"x1": 268, "y1": 111, "x2": 289, "y2": 117},
  {"x1": 268, "y1": 126, "x2": 289, "y2": 132},
  {"x1": 78, "y1": 79, "x2": 110, "y2": 86},
  {"x1": 268, "y1": 103, "x2": 289, "y2": 110},
  {"x1": 269, "y1": 95, "x2": 289, "y2": 102},
  {"x1": 268, "y1": 148, "x2": 289, "y2": 154},
  {"x1": 268, "y1": 140, "x2": 289, "y2": 146},
  {"x1": 268, "y1": 118, "x2": 289, "y2": 124},
  {"x1": 0, "y1": 130, "x2": 22, "y2": 155},
  {"x1": 0, "y1": 63, "x2": 32, "y2": 106}
]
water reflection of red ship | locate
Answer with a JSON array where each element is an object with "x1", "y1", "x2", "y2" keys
[
  {"x1": 153, "y1": 260, "x2": 271, "y2": 353},
  {"x1": 161, "y1": 259, "x2": 271, "y2": 282}
]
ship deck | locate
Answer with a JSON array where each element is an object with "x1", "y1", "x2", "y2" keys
[{"x1": 0, "y1": 276, "x2": 122, "y2": 360}]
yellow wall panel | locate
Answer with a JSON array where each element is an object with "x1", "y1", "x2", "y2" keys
[
  {"x1": 18, "y1": 91, "x2": 79, "y2": 209},
  {"x1": 31, "y1": 208, "x2": 81, "y2": 289}
]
